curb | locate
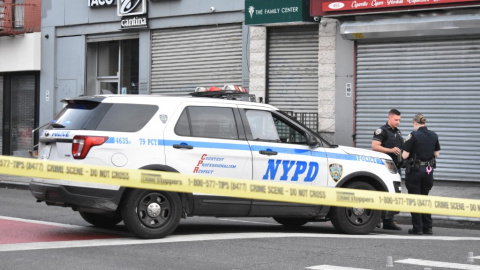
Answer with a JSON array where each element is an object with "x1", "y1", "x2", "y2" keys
[{"x1": 395, "y1": 212, "x2": 480, "y2": 230}]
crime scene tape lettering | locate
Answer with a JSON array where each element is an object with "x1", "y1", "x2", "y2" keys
[{"x1": 1, "y1": 155, "x2": 480, "y2": 218}]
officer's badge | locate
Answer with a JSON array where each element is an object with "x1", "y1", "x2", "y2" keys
[
  {"x1": 375, "y1": 128, "x2": 383, "y2": 135},
  {"x1": 159, "y1": 114, "x2": 168, "y2": 124},
  {"x1": 329, "y1": 163, "x2": 343, "y2": 182}
]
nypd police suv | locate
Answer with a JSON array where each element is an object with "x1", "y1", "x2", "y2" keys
[{"x1": 30, "y1": 86, "x2": 401, "y2": 239}]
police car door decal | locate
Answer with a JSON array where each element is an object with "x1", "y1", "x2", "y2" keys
[{"x1": 244, "y1": 109, "x2": 328, "y2": 187}]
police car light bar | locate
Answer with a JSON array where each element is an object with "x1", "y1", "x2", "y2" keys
[
  {"x1": 194, "y1": 85, "x2": 247, "y2": 93},
  {"x1": 191, "y1": 85, "x2": 255, "y2": 102}
]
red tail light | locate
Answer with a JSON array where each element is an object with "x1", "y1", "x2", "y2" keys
[{"x1": 72, "y1": 136, "x2": 108, "y2": 159}]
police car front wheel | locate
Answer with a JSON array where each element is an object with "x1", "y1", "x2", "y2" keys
[
  {"x1": 330, "y1": 181, "x2": 382, "y2": 234},
  {"x1": 121, "y1": 189, "x2": 182, "y2": 239}
]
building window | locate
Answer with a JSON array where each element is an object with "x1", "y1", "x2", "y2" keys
[
  {"x1": 87, "y1": 39, "x2": 139, "y2": 95},
  {"x1": 0, "y1": 1, "x2": 4, "y2": 31},
  {"x1": 13, "y1": 0, "x2": 24, "y2": 29}
]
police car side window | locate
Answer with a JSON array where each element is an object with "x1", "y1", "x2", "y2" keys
[
  {"x1": 245, "y1": 110, "x2": 280, "y2": 142},
  {"x1": 272, "y1": 114, "x2": 307, "y2": 144},
  {"x1": 174, "y1": 109, "x2": 190, "y2": 136},
  {"x1": 174, "y1": 106, "x2": 239, "y2": 140}
]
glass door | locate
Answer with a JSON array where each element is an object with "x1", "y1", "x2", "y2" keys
[{"x1": 86, "y1": 39, "x2": 139, "y2": 95}]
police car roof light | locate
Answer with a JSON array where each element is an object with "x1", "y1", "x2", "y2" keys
[{"x1": 190, "y1": 85, "x2": 255, "y2": 102}]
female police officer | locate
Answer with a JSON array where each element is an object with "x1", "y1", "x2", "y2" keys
[{"x1": 402, "y1": 114, "x2": 441, "y2": 235}]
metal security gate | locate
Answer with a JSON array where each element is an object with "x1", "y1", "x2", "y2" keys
[
  {"x1": 355, "y1": 39, "x2": 480, "y2": 181},
  {"x1": 0, "y1": 75, "x2": 3, "y2": 154},
  {"x1": 267, "y1": 26, "x2": 319, "y2": 113},
  {"x1": 151, "y1": 24, "x2": 243, "y2": 94},
  {"x1": 11, "y1": 74, "x2": 35, "y2": 157}
]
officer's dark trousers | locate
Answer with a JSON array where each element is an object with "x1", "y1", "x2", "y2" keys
[{"x1": 405, "y1": 165, "x2": 434, "y2": 232}]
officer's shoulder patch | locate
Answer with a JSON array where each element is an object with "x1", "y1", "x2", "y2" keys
[
  {"x1": 375, "y1": 128, "x2": 383, "y2": 135},
  {"x1": 405, "y1": 133, "x2": 412, "y2": 141}
]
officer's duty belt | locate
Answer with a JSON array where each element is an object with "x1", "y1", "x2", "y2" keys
[{"x1": 418, "y1": 161, "x2": 430, "y2": 166}]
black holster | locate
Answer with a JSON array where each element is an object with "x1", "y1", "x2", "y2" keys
[
  {"x1": 429, "y1": 157, "x2": 437, "y2": 169},
  {"x1": 405, "y1": 154, "x2": 417, "y2": 174}
]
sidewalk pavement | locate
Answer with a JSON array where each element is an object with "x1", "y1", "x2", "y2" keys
[{"x1": 1, "y1": 174, "x2": 479, "y2": 230}]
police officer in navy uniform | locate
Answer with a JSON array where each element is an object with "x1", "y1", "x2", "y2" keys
[
  {"x1": 372, "y1": 109, "x2": 403, "y2": 230},
  {"x1": 402, "y1": 114, "x2": 440, "y2": 235}
]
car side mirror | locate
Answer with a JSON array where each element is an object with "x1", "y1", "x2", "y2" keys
[{"x1": 306, "y1": 133, "x2": 318, "y2": 147}]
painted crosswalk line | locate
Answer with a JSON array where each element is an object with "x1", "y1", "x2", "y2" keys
[
  {"x1": 306, "y1": 265, "x2": 371, "y2": 270},
  {"x1": 395, "y1": 258, "x2": 480, "y2": 269}
]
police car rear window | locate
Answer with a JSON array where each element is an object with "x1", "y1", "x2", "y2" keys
[
  {"x1": 96, "y1": 104, "x2": 158, "y2": 132},
  {"x1": 52, "y1": 102, "x2": 158, "y2": 132}
]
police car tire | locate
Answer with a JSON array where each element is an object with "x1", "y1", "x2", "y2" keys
[
  {"x1": 273, "y1": 217, "x2": 310, "y2": 227},
  {"x1": 330, "y1": 181, "x2": 382, "y2": 235},
  {"x1": 79, "y1": 211, "x2": 123, "y2": 228},
  {"x1": 121, "y1": 189, "x2": 182, "y2": 239}
]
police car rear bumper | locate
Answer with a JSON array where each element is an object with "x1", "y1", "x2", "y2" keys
[{"x1": 29, "y1": 182, "x2": 124, "y2": 212}]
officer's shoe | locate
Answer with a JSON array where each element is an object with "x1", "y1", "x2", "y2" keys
[
  {"x1": 423, "y1": 228, "x2": 433, "y2": 235},
  {"x1": 408, "y1": 229, "x2": 423, "y2": 235},
  {"x1": 383, "y1": 222, "x2": 402, "y2": 230}
]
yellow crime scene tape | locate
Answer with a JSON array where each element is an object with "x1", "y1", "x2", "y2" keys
[{"x1": 0, "y1": 155, "x2": 479, "y2": 218}]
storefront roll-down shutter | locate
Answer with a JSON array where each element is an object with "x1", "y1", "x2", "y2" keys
[
  {"x1": 267, "y1": 26, "x2": 319, "y2": 114},
  {"x1": 151, "y1": 24, "x2": 243, "y2": 95},
  {"x1": 355, "y1": 39, "x2": 480, "y2": 181}
]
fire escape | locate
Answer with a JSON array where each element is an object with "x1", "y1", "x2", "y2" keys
[{"x1": 0, "y1": 2, "x2": 39, "y2": 36}]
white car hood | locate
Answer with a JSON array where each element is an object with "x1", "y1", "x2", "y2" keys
[{"x1": 336, "y1": 145, "x2": 391, "y2": 160}]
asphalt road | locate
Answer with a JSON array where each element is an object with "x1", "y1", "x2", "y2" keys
[{"x1": 1, "y1": 188, "x2": 480, "y2": 270}]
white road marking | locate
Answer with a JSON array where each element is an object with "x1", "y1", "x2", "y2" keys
[
  {"x1": 395, "y1": 258, "x2": 480, "y2": 269},
  {"x1": 2, "y1": 231, "x2": 480, "y2": 252},
  {"x1": 306, "y1": 265, "x2": 371, "y2": 270},
  {"x1": 0, "y1": 215, "x2": 130, "y2": 236},
  {"x1": 0, "y1": 215, "x2": 85, "y2": 228},
  {"x1": 2, "y1": 215, "x2": 480, "y2": 253},
  {"x1": 218, "y1": 218, "x2": 279, "y2": 225}
]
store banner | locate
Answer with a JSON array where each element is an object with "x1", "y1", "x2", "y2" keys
[
  {"x1": 311, "y1": 0, "x2": 480, "y2": 16},
  {"x1": 245, "y1": 0, "x2": 314, "y2": 25}
]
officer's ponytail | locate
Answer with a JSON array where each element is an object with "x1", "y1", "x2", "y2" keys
[{"x1": 413, "y1": 114, "x2": 426, "y2": 124}]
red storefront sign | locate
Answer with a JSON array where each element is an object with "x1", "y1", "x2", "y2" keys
[{"x1": 311, "y1": 0, "x2": 480, "y2": 16}]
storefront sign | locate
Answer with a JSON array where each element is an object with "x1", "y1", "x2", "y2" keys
[
  {"x1": 118, "y1": 0, "x2": 147, "y2": 16},
  {"x1": 87, "y1": 0, "x2": 149, "y2": 29},
  {"x1": 88, "y1": 0, "x2": 116, "y2": 7},
  {"x1": 245, "y1": 0, "x2": 313, "y2": 25},
  {"x1": 118, "y1": 0, "x2": 148, "y2": 30},
  {"x1": 311, "y1": 0, "x2": 480, "y2": 16},
  {"x1": 120, "y1": 14, "x2": 148, "y2": 29}
]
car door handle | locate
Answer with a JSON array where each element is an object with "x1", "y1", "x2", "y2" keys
[
  {"x1": 173, "y1": 144, "x2": 193, "y2": 149},
  {"x1": 259, "y1": 150, "x2": 278, "y2": 156}
]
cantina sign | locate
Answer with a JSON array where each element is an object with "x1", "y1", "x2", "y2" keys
[
  {"x1": 311, "y1": 0, "x2": 480, "y2": 16},
  {"x1": 88, "y1": 0, "x2": 148, "y2": 29}
]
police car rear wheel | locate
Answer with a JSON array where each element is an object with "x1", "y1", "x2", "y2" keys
[
  {"x1": 79, "y1": 211, "x2": 123, "y2": 228},
  {"x1": 273, "y1": 217, "x2": 310, "y2": 227},
  {"x1": 121, "y1": 189, "x2": 182, "y2": 239},
  {"x1": 330, "y1": 181, "x2": 381, "y2": 234}
]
